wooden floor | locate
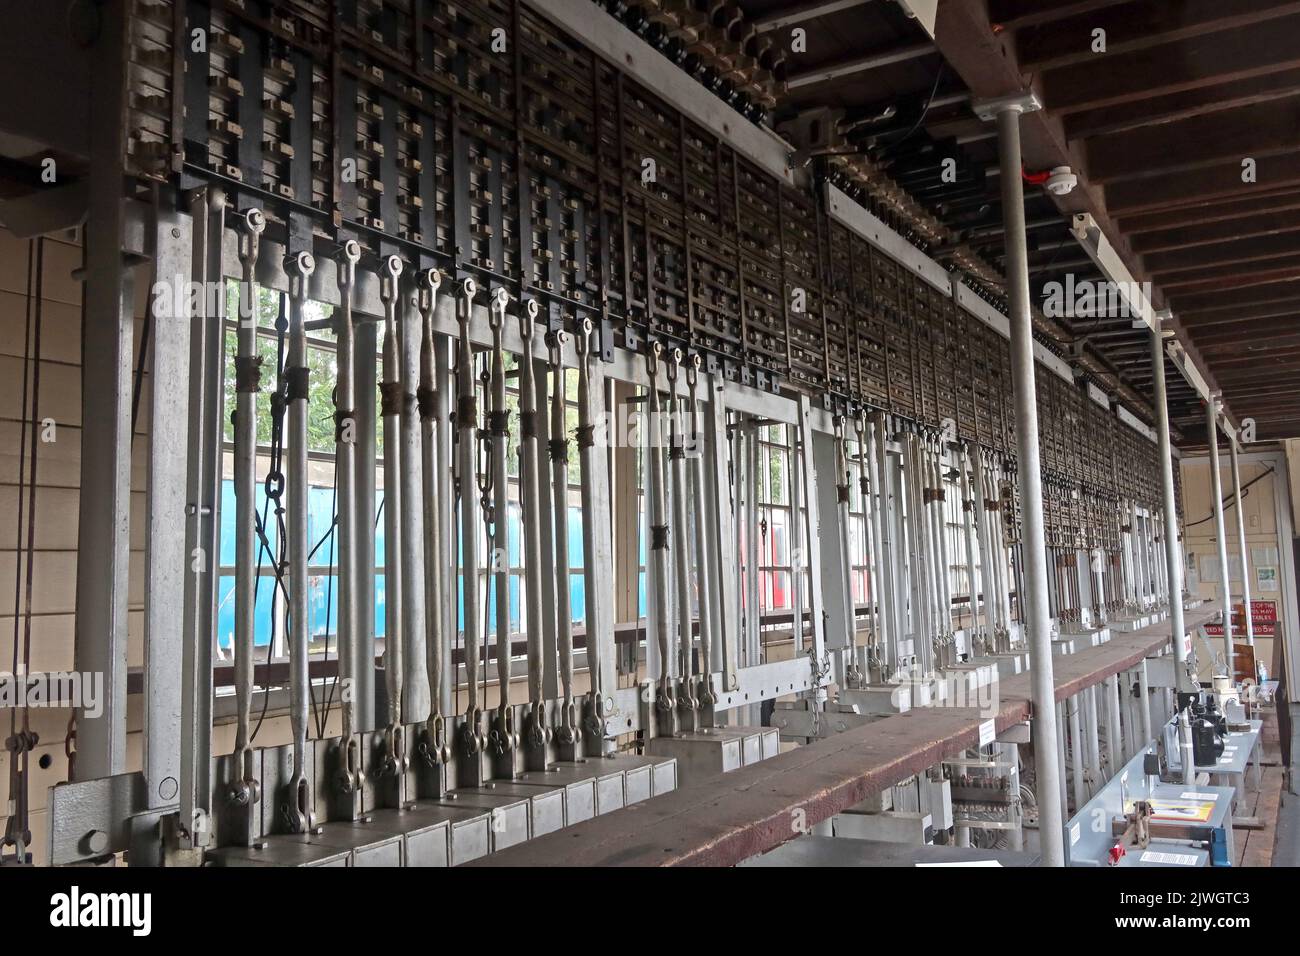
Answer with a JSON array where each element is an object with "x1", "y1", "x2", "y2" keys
[
  {"x1": 1235, "y1": 706, "x2": 1284, "y2": 867},
  {"x1": 477, "y1": 603, "x2": 1221, "y2": 867}
]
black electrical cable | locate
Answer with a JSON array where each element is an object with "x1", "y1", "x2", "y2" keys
[{"x1": 1183, "y1": 464, "x2": 1275, "y2": 530}]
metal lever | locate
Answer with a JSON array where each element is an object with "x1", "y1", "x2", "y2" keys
[
  {"x1": 334, "y1": 238, "x2": 362, "y2": 797},
  {"x1": 378, "y1": 255, "x2": 406, "y2": 780},
  {"x1": 455, "y1": 277, "x2": 485, "y2": 757},
  {"x1": 416, "y1": 268, "x2": 450, "y2": 767},
  {"x1": 229, "y1": 208, "x2": 264, "y2": 810},
  {"x1": 284, "y1": 247, "x2": 317, "y2": 833},
  {"x1": 487, "y1": 288, "x2": 517, "y2": 759}
]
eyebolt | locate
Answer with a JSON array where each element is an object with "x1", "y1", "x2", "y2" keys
[
  {"x1": 459, "y1": 276, "x2": 477, "y2": 300},
  {"x1": 422, "y1": 267, "x2": 442, "y2": 291},
  {"x1": 382, "y1": 255, "x2": 402, "y2": 279},
  {"x1": 341, "y1": 239, "x2": 361, "y2": 263},
  {"x1": 491, "y1": 286, "x2": 508, "y2": 308},
  {"x1": 242, "y1": 208, "x2": 265, "y2": 233},
  {"x1": 524, "y1": 298, "x2": 539, "y2": 320},
  {"x1": 294, "y1": 251, "x2": 316, "y2": 276}
]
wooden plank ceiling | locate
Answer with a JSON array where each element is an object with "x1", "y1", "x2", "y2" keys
[{"x1": 609, "y1": 0, "x2": 1300, "y2": 445}]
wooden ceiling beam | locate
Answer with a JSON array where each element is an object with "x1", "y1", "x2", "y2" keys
[
  {"x1": 1131, "y1": 208, "x2": 1300, "y2": 253},
  {"x1": 1086, "y1": 99, "x2": 1300, "y2": 184},
  {"x1": 1171, "y1": 278, "x2": 1300, "y2": 312},
  {"x1": 1038, "y1": 14, "x2": 1300, "y2": 114},
  {"x1": 1019, "y1": 0, "x2": 1300, "y2": 73},
  {"x1": 1118, "y1": 188, "x2": 1300, "y2": 234},
  {"x1": 1104, "y1": 153, "x2": 1300, "y2": 214},
  {"x1": 987, "y1": 0, "x2": 1129, "y2": 31},
  {"x1": 1065, "y1": 70, "x2": 1300, "y2": 141},
  {"x1": 1145, "y1": 233, "x2": 1300, "y2": 273},
  {"x1": 1160, "y1": 262, "x2": 1300, "y2": 294}
]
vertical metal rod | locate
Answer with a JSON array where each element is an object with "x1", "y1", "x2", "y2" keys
[
  {"x1": 144, "y1": 201, "x2": 191, "y2": 824},
  {"x1": 334, "y1": 239, "x2": 362, "y2": 794},
  {"x1": 1138, "y1": 660, "x2": 1153, "y2": 744},
  {"x1": 646, "y1": 344, "x2": 677, "y2": 729},
  {"x1": 455, "y1": 278, "x2": 485, "y2": 755},
  {"x1": 516, "y1": 300, "x2": 547, "y2": 748},
  {"x1": 418, "y1": 269, "x2": 450, "y2": 765},
  {"x1": 834, "y1": 422, "x2": 858, "y2": 682},
  {"x1": 1105, "y1": 674, "x2": 1123, "y2": 773},
  {"x1": 667, "y1": 351, "x2": 697, "y2": 720},
  {"x1": 688, "y1": 359, "x2": 716, "y2": 705},
  {"x1": 1067, "y1": 694, "x2": 1086, "y2": 811},
  {"x1": 856, "y1": 417, "x2": 883, "y2": 676},
  {"x1": 1206, "y1": 397, "x2": 1235, "y2": 677},
  {"x1": 354, "y1": 319, "x2": 378, "y2": 732},
  {"x1": 433, "y1": 333, "x2": 456, "y2": 713},
  {"x1": 231, "y1": 210, "x2": 264, "y2": 800},
  {"x1": 744, "y1": 421, "x2": 762, "y2": 662},
  {"x1": 1084, "y1": 685, "x2": 1101, "y2": 788},
  {"x1": 790, "y1": 422, "x2": 807, "y2": 656},
  {"x1": 399, "y1": 277, "x2": 429, "y2": 724},
  {"x1": 872, "y1": 415, "x2": 899, "y2": 671},
  {"x1": 960, "y1": 448, "x2": 981, "y2": 651},
  {"x1": 380, "y1": 258, "x2": 407, "y2": 772},
  {"x1": 576, "y1": 319, "x2": 616, "y2": 739},
  {"x1": 996, "y1": 103, "x2": 1064, "y2": 865},
  {"x1": 179, "y1": 187, "x2": 223, "y2": 847},
  {"x1": 550, "y1": 330, "x2": 579, "y2": 744},
  {"x1": 487, "y1": 289, "x2": 515, "y2": 757},
  {"x1": 1230, "y1": 438, "x2": 1255, "y2": 648},
  {"x1": 284, "y1": 249, "x2": 317, "y2": 832}
]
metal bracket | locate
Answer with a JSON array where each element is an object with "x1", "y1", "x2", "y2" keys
[{"x1": 970, "y1": 91, "x2": 1043, "y2": 122}]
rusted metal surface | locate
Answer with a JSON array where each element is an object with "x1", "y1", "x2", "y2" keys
[{"x1": 477, "y1": 601, "x2": 1220, "y2": 867}]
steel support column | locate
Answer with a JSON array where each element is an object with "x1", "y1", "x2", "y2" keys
[
  {"x1": 990, "y1": 98, "x2": 1064, "y2": 865},
  {"x1": 1229, "y1": 438, "x2": 1255, "y2": 648},
  {"x1": 1207, "y1": 397, "x2": 1235, "y2": 677},
  {"x1": 1151, "y1": 324, "x2": 1191, "y2": 692}
]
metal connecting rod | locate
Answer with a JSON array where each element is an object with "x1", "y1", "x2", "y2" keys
[
  {"x1": 487, "y1": 288, "x2": 517, "y2": 760},
  {"x1": 399, "y1": 270, "x2": 429, "y2": 726},
  {"x1": 856, "y1": 415, "x2": 885, "y2": 679},
  {"x1": 1229, "y1": 436, "x2": 1255, "y2": 648},
  {"x1": 284, "y1": 247, "x2": 317, "y2": 833},
  {"x1": 417, "y1": 268, "x2": 450, "y2": 767},
  {"x1": 1150, "y1": 324, "x2": 1192, "y2": 692},
  {"x1": 833, "y1": 418, "x2": 861, "y2": 686},
  {"x1": 646, "y1": 343, "x2": 678, "y2": 732},
  {"x1": 871, "y1": 412, "x2": 902, "y2": 672},
  {"x1": 455, "y1": 277, "x2": 485, "y2": 757},
  {"x1": 229, "y1": 208, "x2": 264, "y2": 813},
  {"x1": 666, "y1": 350, "x2": 698, "y2": 726},
  {"x1": 378, "y1": 255, "x2": 407, "y2": 780},
  {"x1": 516, "y1": 300, "x2": 549, "y2": 755},
  {"x1": 686, "y1": 357, "x2": 717, "y2": 709},
  {"x1": 550, "y1": 330, "x2": 579, "y2": 748},
  {"x1": 993, "y1": 99, "x2": 1065, "y2": 866},
  {"x1": 1206, "y1": 396, "x2": 1235, "y2": 677},
  {"x1": 333, "y1": 238, "x2": 363, "y2": 801}
]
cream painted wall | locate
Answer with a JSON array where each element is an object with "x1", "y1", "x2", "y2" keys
[{"x1": 1179, "y1": 450, "x2": 1292, "y2": 684}]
